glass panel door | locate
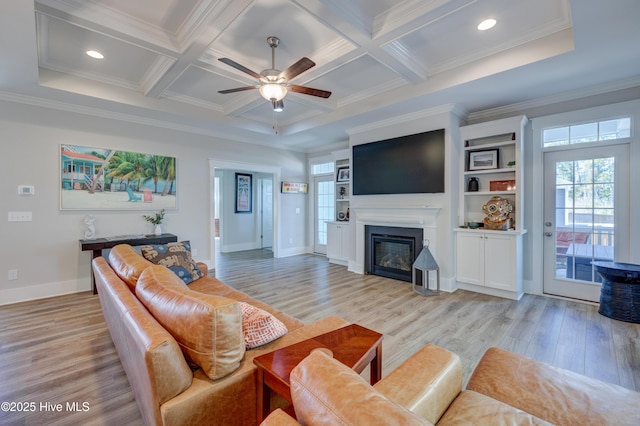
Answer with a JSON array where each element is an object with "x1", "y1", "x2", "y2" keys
[
  {"x1": 314, "y1": 176, "x2": 334, "y2": 254},
  {"x1": 543, "y1": 144, "x2": 629, "y2": 301}
]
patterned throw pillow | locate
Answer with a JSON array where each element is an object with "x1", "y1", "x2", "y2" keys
[
  {"x1": 140, "y1": 241, "x2": 204, "y2": 284},
  {"x1": 239, "y1": 302, "x2": 288, "y2": 349}
]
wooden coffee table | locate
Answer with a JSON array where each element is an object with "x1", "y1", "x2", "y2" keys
[{"x1": 253, "y1": 323, "x2": 383, "y2": 422}]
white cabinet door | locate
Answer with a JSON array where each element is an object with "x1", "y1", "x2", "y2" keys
[
  {"x1": 456, "y1": 232, "x2": 519, "y2": 292},
  {"x1": 484, "y1": 234, "x2": 516, "y2": 291},
  {"x1": 327, "y1": 222, "x2": 350, "y2": 263},
  {"x1": 456, "y1": 232, "x2": 484, "y2": 285},
  {"x1": 327, "y1": 223, "x2": 342, "y2": 260}
]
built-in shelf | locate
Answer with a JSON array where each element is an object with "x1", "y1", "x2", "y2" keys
[
  {"x1": 456, "y1": 116, "x2": 527, "y2": 300},
  {"x1": 464, "y1": 191, "x2": 515, "y2": 196},
  {"x1": 463, "y1": 168, "x2": 515, "y2": 176},
  {"x1": 464, "y1": 140, "x2": 516, "y2": 151}
]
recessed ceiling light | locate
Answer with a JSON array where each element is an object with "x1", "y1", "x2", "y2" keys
[
  {"x1": 86, "y1": 50, "x2": 104, "y2": 59},
  {"x1": 477, "y1": 18, "x2": 497, "y2": 31}
]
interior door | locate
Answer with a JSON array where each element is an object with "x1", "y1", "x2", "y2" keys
[
  {"x1": 314, "y1": 175, "x2": 335, "y2": 254},
  {"x1": 259, "y1": 178, "x2": 273, "y2": 249},
  {"x1": 543, "y1": 144, "x2": 629, "y2": 301}
]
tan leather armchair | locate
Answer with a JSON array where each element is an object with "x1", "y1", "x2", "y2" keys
[
  {"x1": 261, "y1": 344, "x2": 640, "y2": 425},
  {"x1": 261, "y1": 344, "x2": 464, "y2": 426}
]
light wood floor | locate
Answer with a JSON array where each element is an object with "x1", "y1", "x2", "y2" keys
[{"x1": 1, "y1": 249, "x2": 639, "y2": 425}]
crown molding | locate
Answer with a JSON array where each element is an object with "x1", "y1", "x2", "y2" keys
[
  {"x1": 467, "y1": 76, "x2": 640, "y2": 122},
  {"x1": 373, "y1": 0, "x2": 460, "y2": 39},
  {"x1": 35, "y1": 0, "x2": 179, "y2": 53},
  {"x1": 0, "y1": 90, "x2": 278, "y2": 148},
  {"x1": 346, "y1": 103, "x2": 465, "y2": 136}
]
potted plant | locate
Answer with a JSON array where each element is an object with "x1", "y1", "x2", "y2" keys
[{"x1": 143, "y1": 209, "x2": 165, "y2": 235}]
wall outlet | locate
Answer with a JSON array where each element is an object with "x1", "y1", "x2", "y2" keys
[
  {"x1": 18, "y1": 185, "x2": 35, "y2": 196},
  {"x1": 8, "y1": 269, "x2": 18, "y2": 280}
]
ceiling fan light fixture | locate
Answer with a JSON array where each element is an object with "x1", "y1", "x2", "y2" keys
[{"x1": 260, "y1": 83, "x2": 287, "y2": 102}]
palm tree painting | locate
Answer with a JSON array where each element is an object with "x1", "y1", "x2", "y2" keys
[
  {"x1": 235, "y1": 173, "x2": 252, "y2": 213},
  {"x1": 61, "y1": 144, "x2": 177, "y2": 210}
]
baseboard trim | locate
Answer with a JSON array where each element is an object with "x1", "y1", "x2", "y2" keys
[{"x1": 0, "y1": 279, "x2": 90, "y2": 306}]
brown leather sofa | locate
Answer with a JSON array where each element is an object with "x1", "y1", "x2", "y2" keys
[
  {"x1": 92, "y1": 244, "x2": 349, "y2": 426},
  {"x1": 262, "y1": 344, "x2": 640, "y2": 425}
]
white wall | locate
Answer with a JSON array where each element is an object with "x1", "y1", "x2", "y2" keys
[{"x1": 0, "y1": 100, "x2": 307, "y2": 305}]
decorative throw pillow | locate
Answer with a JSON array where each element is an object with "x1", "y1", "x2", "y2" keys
[
  {"x1": 239, "y1": 302, "x2": 288, "y2": 349},
  {"x1": 140, "y1": 241, "x2": 204, "y2": 284}
]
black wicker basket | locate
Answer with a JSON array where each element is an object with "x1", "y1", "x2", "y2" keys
[{"x1": 594, "y1": 261, "x2": 640, "y2": 324}]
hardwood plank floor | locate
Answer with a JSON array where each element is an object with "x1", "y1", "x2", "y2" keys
[{"x1": 1, "y1": 249, "x2": 639, "y2": 425}]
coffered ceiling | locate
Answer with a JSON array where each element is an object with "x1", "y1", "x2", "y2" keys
[{"x1": 1, "y1": 0, "x2": 639, "y2": 151}]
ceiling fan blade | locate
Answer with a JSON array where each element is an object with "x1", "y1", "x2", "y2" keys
[
  {"x1": 218, "y1": 58, "x2": 262, "y2": 79},
  {"x1": 279, "y1": 57, "x2": 315, "y2": 81},
  {"x1": 288, "y1": 84, "x2": 331, "y2": 99},
  {"x1": 218, "y1": 86, "x2": 259, "y2": 94}
]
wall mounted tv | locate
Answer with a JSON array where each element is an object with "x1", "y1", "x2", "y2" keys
[{"x1": 352, "y1": 128, "x2": 445, "y2": 195}]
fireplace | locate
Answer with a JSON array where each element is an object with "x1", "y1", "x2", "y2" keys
[{"x1": 365, "y1": 225, "x2": 423, "y2": 283}]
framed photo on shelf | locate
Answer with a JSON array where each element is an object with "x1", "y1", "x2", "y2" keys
[
  {"x1": 336, "y1": 166, "x2": 350, "y2": 182},
  {"x1": 468, "y1": 149, "x2": 498, "y2": 171},
  {"x1": 235, "y1": 173, "x2": 252, "y2": 213}
]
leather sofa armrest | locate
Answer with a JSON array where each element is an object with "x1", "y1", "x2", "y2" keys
[
  {"x1": 373, "y1": 344, "x2": 462, "y2": 425},
  {"x1": 467, "y1": 347, "x2": 640, "y2": 426},
  {"x1": 260, "y1": 409, "x2": 300, "y2": 426},
  {"x1": 196, "y1": 262, "x2": 209, "y2": 276}
]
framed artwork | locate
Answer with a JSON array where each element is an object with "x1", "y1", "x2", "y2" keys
[
  {"x1": 336, "y1": 166, "x2": 350, "y2": 182},
  {"x1": 60, "y1": 144, "x2": 177, "y2": 210},
  {"x1": 281, "y1": 182, "x2": 308, "y2": 193},
  {"x1": 468, "y1": 149, "x2": 499, "y2": 171},
  {"x1": 235, "y1": 173, "x2": 252, "y2": 213}
]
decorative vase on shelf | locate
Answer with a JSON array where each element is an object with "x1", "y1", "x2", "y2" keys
[
  {"x1": 154, "y1": 224, "x2": 162, "y2": 236},
  {"x1": 468, "y1": 177, "x2": 479, "y2": 192}
]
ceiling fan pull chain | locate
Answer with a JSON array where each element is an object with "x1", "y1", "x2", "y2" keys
[{"x1": 272, "y1": 108, "x2": 278, "y2": 134}]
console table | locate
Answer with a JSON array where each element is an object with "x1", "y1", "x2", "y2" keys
[{"x1": 80, "y1": 233, "x2": 177, "y2": 294}]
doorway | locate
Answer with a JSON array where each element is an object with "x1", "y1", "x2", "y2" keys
[
  {"x1": 313, "y1": 174, "x2": 334, "y2": 254},
  {"x1": 258, "y1": 177, "x2": 273, "y2": 249},
  {"x1": 209, "y1": 159, "x2": 280, "y2": 269},
  {"x1": 543, "y1": 144, "x2": 629, "y2": 301}
]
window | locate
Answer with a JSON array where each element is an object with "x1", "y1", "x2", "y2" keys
[
  {"x1": 543, "y1": 117, "x2": 630, "y2": 147},
  {"x1": 312, "y1": 162, "x2": 334, "y2": 175}
]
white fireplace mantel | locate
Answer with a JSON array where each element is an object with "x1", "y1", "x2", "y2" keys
[{"x1": 349, "y1": 206, "x2": 441, "y2": 275}]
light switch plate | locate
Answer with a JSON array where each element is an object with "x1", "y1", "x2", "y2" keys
[{"x1": 8, "y1": 212, "x2": 32, "y2": 221}]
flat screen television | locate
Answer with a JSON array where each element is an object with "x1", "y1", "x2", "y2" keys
[{"x1": 352, "y1": 128, "x2": 445, "y2": 195}]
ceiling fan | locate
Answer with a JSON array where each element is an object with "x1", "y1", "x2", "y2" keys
[{"x1": 218, "y1": 36, "x2": 331, "y2": 112}]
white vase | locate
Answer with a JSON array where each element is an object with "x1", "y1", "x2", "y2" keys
[{"x1": 154, "y1": 224, "x2": 162, "y2": 236}]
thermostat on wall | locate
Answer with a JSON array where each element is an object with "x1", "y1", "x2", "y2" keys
[{"x1": 18, "y1": 185, "x2": 35, "y2": 196}]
